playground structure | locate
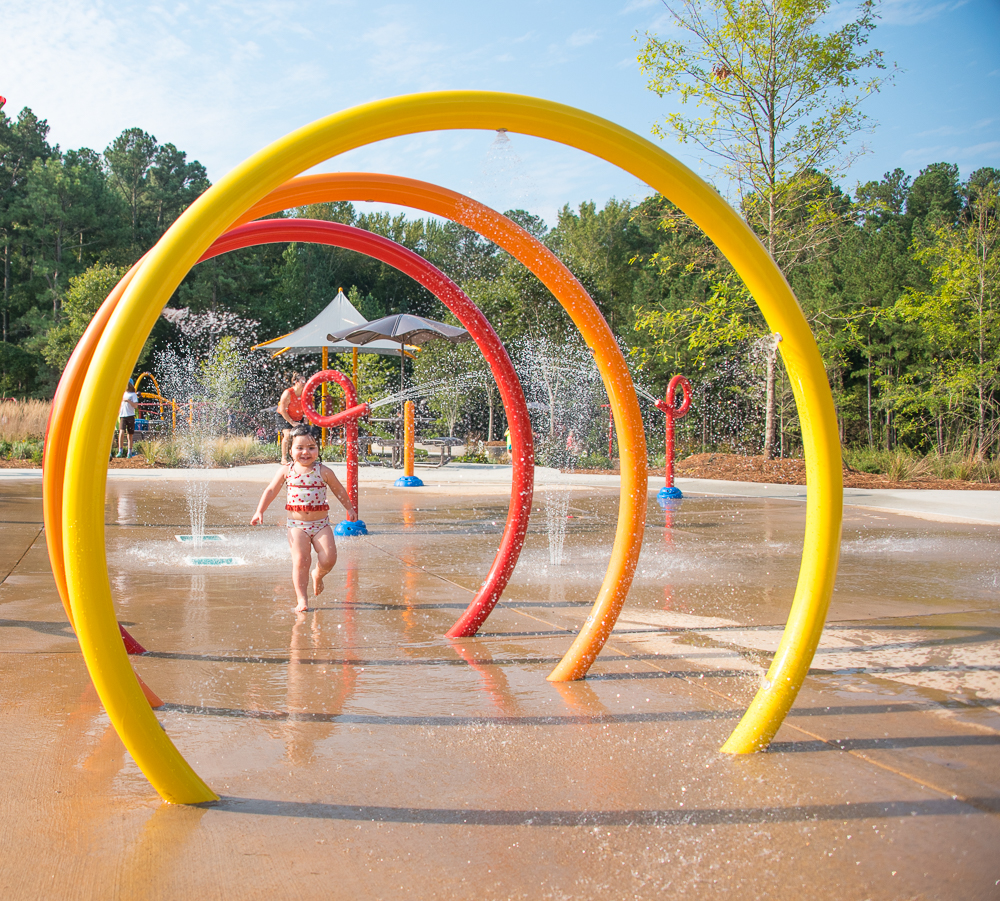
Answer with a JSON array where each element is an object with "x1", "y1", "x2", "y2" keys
[
  {"x1": 131, "y1": 372, "x2": 177, "y2": 433},
  {"x1": 131, "y1": 371, "x2": 252, "y2": 437},
  {"x1": 43, "y1": 92, "x2": 842, "y2": 804}
]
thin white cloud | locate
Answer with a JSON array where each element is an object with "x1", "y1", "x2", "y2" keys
[
  {"x1": 621, "y1": 0, "x2": 660, "y2": 12},
  {"x1": 567, "y1": 30, "x2": 601, "y2": 48},
  {"x1": 901, "y1": 140, "x2": 1000, "y2": 161},
  {"x1": 916, "y1": 119, "x2": 996, "y2": 137},
  {"x1": 878, "y1": 0, "x2": 971, "y2": 26}
]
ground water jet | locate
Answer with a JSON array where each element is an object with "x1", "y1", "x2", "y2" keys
[{"x1": 543, "y1": 485, "x2": 572, "y2": 564}]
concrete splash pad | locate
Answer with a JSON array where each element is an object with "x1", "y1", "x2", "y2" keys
[{"x1": 1, "y1": 464, "x2": 998, "y2": 898}]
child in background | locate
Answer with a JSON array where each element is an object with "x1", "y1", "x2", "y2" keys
[
  {"x1": 117, "y1": 379, "x2": 140, "y2": 458},
  {"x1": 251, "y1": 426, "x2": 357, "y2": 612}
]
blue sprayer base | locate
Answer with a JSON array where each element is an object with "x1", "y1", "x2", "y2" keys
[
  {"x1": 335, "y1": 519, "x2": 368, "y2": 537},
  {"x1": 394, "y1": 475, "x2": 424, "y2": 487},
  {"x1": 657, "y1": 485, "x2": 684, "y2": 500}
]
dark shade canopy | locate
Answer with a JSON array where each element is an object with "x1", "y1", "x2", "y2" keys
[{"x1": 328, "y1": 313, "x2": 471, "y2": 348}]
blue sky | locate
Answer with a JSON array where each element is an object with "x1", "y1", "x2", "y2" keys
[{"x1": 2, "y1": 0, "x2": 998, "y2": 224}]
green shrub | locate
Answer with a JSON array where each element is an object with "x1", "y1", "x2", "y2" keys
[
  {"x1": 134, "y1": 439, "x2": 164, "y2": 466},
  {"x1": 578, "y1": 453, "x2": 614, "y2": 469},
  {"x1": 9, "y1": 439, "x2": 42, "y2": 461}
]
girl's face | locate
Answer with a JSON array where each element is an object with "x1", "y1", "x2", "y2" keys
[{"x1": 291, "y1": 435, "x2": 319, "y2": 464}]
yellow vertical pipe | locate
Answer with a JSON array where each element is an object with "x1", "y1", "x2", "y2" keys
[
  {"x1": 403, "y1": 400, "x2": 415, "y2": 477},
  {"x1": 321, "y1": 346, "x2": 329, "y2": 449}
]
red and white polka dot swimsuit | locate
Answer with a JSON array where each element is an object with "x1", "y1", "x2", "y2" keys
[{"x1": 285, "y1": 463, "x2": 329, "y2": 513}]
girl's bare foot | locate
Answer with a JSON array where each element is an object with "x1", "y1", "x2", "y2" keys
[
  {"x1": 295, "y1": 600, "x2": 308, "y2": 613},
  {"x1": 312, "y1": 568, "x2": 325, "y2": 597}
]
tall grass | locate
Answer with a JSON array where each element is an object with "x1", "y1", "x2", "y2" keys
[
  {"x1": 132, "y1": 435, "x2": 279, "y2": 467},
  {"x1": 0, "y1": 399, "x2": 50, "y2": 441},
  {"x1": 843, "y1": 446, "x2": 998, "y2": 483}
]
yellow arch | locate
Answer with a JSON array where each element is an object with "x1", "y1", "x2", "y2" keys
[{"x1": 62, "y1": 92, "x2": 841, "y2": 803}]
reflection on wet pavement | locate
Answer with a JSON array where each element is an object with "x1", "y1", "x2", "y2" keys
[{"x1": 1, "y1": 474, "x2": 998, "y2": 899}]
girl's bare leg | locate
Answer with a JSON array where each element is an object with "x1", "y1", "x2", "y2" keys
[
  {"x1": 287, "y1": 527, "x2": 313, "y2": 611},
  {"x1": 310, "y1": 526, "x2": 337, "y2": 598}
]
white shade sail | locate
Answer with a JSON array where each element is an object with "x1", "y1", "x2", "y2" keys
[{"x1": 252, "y1": 289, "x2": 410, "y2": 357}]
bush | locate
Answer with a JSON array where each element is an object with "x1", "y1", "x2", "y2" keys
[
  {"x1": 134, "y1": 439, "x2": 165, "y2": 466},
  {"x1": 577, "y1": 453, "x2": 614, "y2": 470},
  {"x1": 454, "y1": 451, "x2": 489, "y2": 464},
  {"x1": 4, "y1": 438, "x2": 44, "y2": 461}
]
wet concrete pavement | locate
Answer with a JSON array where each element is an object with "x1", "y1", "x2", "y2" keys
[{"x1": 1, "y1": 464, "x2": 998, "y2": 899}]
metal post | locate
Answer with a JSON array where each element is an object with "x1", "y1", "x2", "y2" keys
[{"x1": 321, "y1": 346, "x2": 328, "y2": 449}]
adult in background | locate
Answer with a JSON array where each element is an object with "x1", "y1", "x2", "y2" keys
[
  {"x1": 116, "y1": 379, "x2": 140, "y2": 458},
  {"x1": 277, "y1": 372, "x2": 307, "y2": 464}
]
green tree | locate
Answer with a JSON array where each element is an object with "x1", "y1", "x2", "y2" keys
[
  {"x1": 551, "y1": 198, "x2": 650, "y2": 338},
  {"x1": 0, "y1": 107, "x2": 53, "y2": 341},
  {"x1": 21, "y1": 150, "x2": 116, "y2": 316},
  {"x1": 894, "y1": 171, "x2": 1000, "y2": 456},
  {"x1": 104, "y1": 128, "x2": 158, "y2": 252},
  {"x1": 412, "y1": 340, "x2": 481, "y2": 437},
  {"x1": 147, "y1": 143, "x2": 210, "y2": 234},
  {"x1": 636, "y1": 0, "x2": 892, "y2": 456},
  {"x1": 42, "y1": 263, "x2": 129, "y2": 370}
]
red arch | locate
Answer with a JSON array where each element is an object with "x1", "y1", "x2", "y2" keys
[{"x1": 197, "y1": 219, "x2": 534, "y2": 633}]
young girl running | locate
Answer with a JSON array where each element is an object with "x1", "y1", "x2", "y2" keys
[{"x1": 251, "y1": 426, "x2": 357, "y2": 612}]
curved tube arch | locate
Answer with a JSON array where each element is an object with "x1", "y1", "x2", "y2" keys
[
  {"x1": 54, "y1": 92, "x2": 841, "y2": 802},
  {"x1": 199, "y1": 218, "x2": 535, "y2": 625},
  {"x1": 235, "y1": 174, "x2": 644, "y2": 645}
]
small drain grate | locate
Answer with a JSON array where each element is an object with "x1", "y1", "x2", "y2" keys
[
  {"x1": 187, "y1": 556, "x2": 241, "y2": 566},
  {"x1": 175, "y1": 534, "x2": 225, "y2": 542}
]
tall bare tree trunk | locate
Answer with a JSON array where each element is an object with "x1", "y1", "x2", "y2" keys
[
  {"x1": 762, "y1": 332, "x2": 781, "y2": 459},
  {"x1": 2, "y1": 241, "x2": 10, "y2": 343}
]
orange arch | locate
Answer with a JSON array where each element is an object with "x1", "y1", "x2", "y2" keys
[{"x1": 236, "y1": 173, "x2": 646, "y2": 678}]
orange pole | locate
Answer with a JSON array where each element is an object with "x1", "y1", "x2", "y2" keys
[{"x1": 403, "y1": 401, "x2": 415, "y2": 477}]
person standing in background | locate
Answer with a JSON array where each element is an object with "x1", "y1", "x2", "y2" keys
[
  {"x1": 277, "y1": 373, "x2": 307, "y2": 464},
  {"x1": 116, "y1": 379, "x2": 140, "y2": 458}
]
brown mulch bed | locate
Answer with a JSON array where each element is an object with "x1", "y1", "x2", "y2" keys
[
  {"x1": 0, "y1": 457, "x2": 154, "y2": 470},
  {"x1": 573, "y1": 452, "x2": 1000, "y2": 491}
]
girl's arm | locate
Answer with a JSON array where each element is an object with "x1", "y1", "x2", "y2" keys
[
  {"x1": 251, "y1": 468, "x2": 286, "y2": 524},
  {"x1": 322, "y1": 465, "x2": 356, "y2": 521}
]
